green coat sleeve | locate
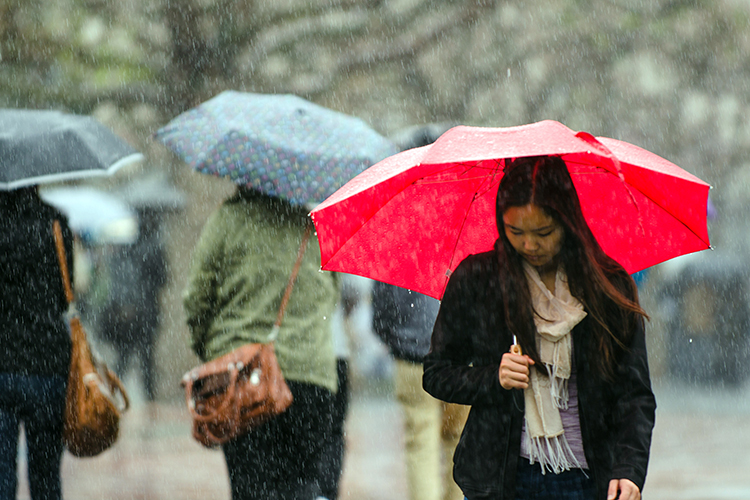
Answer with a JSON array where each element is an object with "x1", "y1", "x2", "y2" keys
[{"x1": 183, "y1": 211, "x2": 225, "y2": 360}]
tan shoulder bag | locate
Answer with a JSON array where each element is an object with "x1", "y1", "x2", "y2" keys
[{"x1": 53, "y1": 220, "x2": 130, "y2": 457}]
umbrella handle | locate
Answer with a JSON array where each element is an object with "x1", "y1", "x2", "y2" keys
[{"x1": 510, "y1": 334, "x2": 522, "y2": 356}]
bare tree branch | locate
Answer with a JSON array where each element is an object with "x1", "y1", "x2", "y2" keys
[
  {"x1": 286, "y1": 0, "x2": 498, "y2": 95},
  {"x1": 346, "y1": 2, "x2": 496, "y2": 67}
]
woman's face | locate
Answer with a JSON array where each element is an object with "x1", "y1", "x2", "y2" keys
[{"x1": 502, "y1": 204, "x2": 565, "y2": 271}]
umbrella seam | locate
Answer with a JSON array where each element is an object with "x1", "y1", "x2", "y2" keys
[
  {"x1": 564, "y1": 160, "x2": 709, "y2": 247},
  {"x1": 444, "y1": 164, "x2": 504, "y2": 280},
  {"x1": 316, "y1": 161, "x2": 484, "y2": 286}
]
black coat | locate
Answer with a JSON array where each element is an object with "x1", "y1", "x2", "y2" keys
[
  {"x1": 371, "y1": 280, "x2": 440, "y2": 363},
  {"x1": 0, "y1": 189, "x2": 73, "y2": 376},
  {"x1": 423, "y1": 250, "x2": 656, "y2": 500}
]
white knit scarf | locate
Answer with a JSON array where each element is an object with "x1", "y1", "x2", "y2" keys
[{"x1": 522, "y1": 262, "x2": 587, "y2": 474}]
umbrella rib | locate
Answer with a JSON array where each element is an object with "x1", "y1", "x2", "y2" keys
[
  {"x1": 564, "y1": 152, "x2": 646, "y2": 239},
  {"x1": 609, "y1": 176, "x2": 711, "y2": 248},
  {"x1": 644, "y1": 188, "x2": 707, "y2": 244},
  {"x1": 444, "y1": 169, "x2": 501, "y2": 277},
  {"x1": 320, "y1": 161, "x2": 495, "y2": 274},
  {"x1": 412, "y1": 160, "x2": 502, "y2": 187},
  {"x1": 408, "y1": 161, "x2": 503, "y2": 281},
  {"x1": 565, "y1": 161, "x2": 710, "y2": 248}
]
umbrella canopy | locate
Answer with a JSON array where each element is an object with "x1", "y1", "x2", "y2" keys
[
  {"x1": 154, "y1": 90, "x2": 396, "y2": 206},
  {"x1": 40, "y1": 186, "x2": 139, "y2": 245},
  {"x1": 311, "y1": 120, "x2": 712, "y2": 299},
  {"x1": 0, "y1": 109, "x2": 143, "y2": 190}
]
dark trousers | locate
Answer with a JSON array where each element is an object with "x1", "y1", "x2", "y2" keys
[
  {"x1": 113, "y1": 337, "x2": 156, "y2": 401},
  {"x1": 318, "y1": 359, "x2": 350, "y2": 499},
  {"x1": 514, "y1": 460, "x2": 596, "y2": 500},
  {"x1": 105, "y1": 314, "x2": 158, "y2": 401},
  {"x1": 222, "y1": 381, "x2": 335, "y2": 500},
  {"x1": 0, "y1": 373, "x2": 67, "y2": 500}
]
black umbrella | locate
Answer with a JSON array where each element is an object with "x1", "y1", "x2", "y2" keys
[{"x1": 0, "y1": 109, "x2": 143, "y2": 190}]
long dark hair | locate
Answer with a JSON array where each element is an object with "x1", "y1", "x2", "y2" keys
[{"x1": 495, "y1": 155, "x2": 646, "y2": 380}]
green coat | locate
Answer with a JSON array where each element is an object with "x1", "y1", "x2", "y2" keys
[{"x1": 183, "y1": 190, "x2": 339, "y2": 393}]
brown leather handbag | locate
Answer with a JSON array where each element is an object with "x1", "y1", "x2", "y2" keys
[
  {"x1": 53, "y1": 220, "x2": 130, "y2": 457},
  {"x1": 180, "y1": 223, "x2": 312, "y2": 448},
  {"x1": 181, "y1": 342, "x2": 293, "y2": 447}
]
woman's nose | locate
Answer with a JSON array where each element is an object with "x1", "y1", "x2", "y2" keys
[{"x1": 523, "y1": 237, "x2": 539, "y2": 251}]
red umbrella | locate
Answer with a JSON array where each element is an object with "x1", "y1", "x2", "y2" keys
[{"x1": 310, "y1": 120, "x2": 711, "y2": 299}]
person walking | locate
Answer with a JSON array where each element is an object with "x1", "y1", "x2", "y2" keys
[
  {"x1": 0, "y1": 187, "x2": 74, "y2": 500},
  {"x1": 372, "y1": 281, "x2": 469, "y2": 500},
  {"x1": 183, "y1": 187, "x2": 339, "y2": 500},
  {"x1": 316, "y1": 275, "x2": 360, "y2": 500},
  {"x1": 423, "y1": 156, "x2": 656, "y2": 500},
  {"x1": 98, "y1": 209, "x2": 167, "y2": 401}
]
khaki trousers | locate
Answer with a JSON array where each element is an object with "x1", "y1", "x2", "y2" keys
[{"x1": 394, "y1": 359, "x2": 470, "y2": 500}]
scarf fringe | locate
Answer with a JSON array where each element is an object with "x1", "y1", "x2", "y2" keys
[
  {"x1": 547, "y1": 364, "x2": 569, "y2": 410},
  {"x1": 524, "y1": 432, "x2": 583, "y2": 475}
]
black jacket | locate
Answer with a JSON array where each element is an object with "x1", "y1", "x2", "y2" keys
[
  {"x1": 371, "y1": 280, "x2": 440, "y2": 363},
  {"x1": 0, "y1": 189, "x2": 73, "y2": 375},
  {"x1": 423, "y1": 250, "x2": 656, "y2": 500}
]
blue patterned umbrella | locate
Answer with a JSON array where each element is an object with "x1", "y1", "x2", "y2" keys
[{"x1": 154, "y1": 91, "x2": 396, "y2": 206}]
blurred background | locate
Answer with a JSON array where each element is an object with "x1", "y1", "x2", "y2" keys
[{"x1": 3, "y1": 0, "x2": 750, "y2": 498}]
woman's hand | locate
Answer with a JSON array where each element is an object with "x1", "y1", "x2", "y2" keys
[
  {"x1": 607, "y1": 479, "x2": 640, "y2": 500},
  {"x1": 498, "y1": 352, "x2": 535, "y2": 390}
]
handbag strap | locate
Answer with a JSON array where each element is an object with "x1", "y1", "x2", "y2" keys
[
  {"x1": 53, "y1": 220, "x2": 74, "y2": 305},
  {"x1": 55, "y1": 221, "x2": 130, "y2": 411},
  {"x1": 269, "y1": 221, "x2": 313, "y2": 342},
  {"x1": 103, "y1": 361, "x2": 132, "y2": 411}
]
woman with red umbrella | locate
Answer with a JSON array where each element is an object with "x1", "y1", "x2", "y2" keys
[{"x1": 423, "y1": 156, "x2": 656, "y2": 500}]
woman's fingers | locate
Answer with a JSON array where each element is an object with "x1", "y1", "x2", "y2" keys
[
  {"x1": 607, "y1": 479, "x2": 641, "y2": 500},
  {"x1": 499, "y1": 353, "x2": 533, "y2": 390}
]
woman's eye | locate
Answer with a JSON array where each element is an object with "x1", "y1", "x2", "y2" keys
[{"x1": 538, "y1": 231, "x2": 553, "y2": 237}]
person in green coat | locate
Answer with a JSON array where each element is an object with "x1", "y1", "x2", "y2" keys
[{"x1": 184, "y1": 187, "x2": 339, "y2": 500}]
